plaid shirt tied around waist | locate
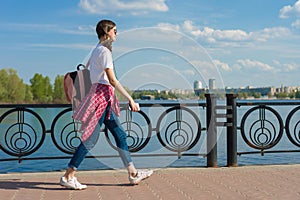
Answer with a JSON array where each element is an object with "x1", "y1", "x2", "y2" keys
[{"x1": 72, "y1": 83, "x2": 120, "y2": 142}]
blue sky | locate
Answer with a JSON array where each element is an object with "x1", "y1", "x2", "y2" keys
[{"x1": 1, "y1": 0, "x2": 300, "y2": 90}]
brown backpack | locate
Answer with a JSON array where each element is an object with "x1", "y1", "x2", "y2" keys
[{"x1": 64, "y1": 64, "x2": 92, "y2": 109}]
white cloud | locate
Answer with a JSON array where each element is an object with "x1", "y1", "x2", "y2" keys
[
  {"x1": 273, "y1": 60, "x2": 281, "y2": 66},
  {"x1": 279, "y1": 1, "x2": 300, "y2": 30},
  {"x1": 284, "y1": 63, "x2": 298, "y2": 71},
  {"x1": 251, "y1": 27, "x2": 291, "y2": 41},
  {"x1": 236, "y1": 59, "x2": 274, "y2": 71},
  {"x1": 158, "y1": 21, "x2": 291, "y2": 45},
  {"x1": 162, "y1": 21, "x2": 244, "y2": 44},
  {"x1": 182, "y1": 20, "x2": 195, "y2": 32},
  {"x1": 213, "y1": 60, "x2": 232, "y2": 71},
  {"x1": 232, "y1": 59, "x2": 298, "y2": 73},
  {"x1": 157, "y1": 23, "x2": 181, "y2": 31},
  {"x1": 176, "y1": 20, "x2": 250, "y2": 42},
  {"x1": 213, "y1": 29, "x2": 249, "y2": 41},
  {"x1": 273, "y1": 60, "x2": 298, "y2": 72},
  {"x1": 79, "y1": 0, "x2": 168, "y2": 15},
  {"x1": 279, "y1": 0, "x2": 300, "y2": 19}
]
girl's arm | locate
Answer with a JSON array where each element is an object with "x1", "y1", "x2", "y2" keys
[{"x1": 105, "y1": 68, "x2": 139, "y2": 112}]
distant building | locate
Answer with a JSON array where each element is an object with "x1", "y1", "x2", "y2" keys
[
  {"x1": 194, "y1": 80, "x2": 202, "y2": 89},
  {"x1": 276, "y1": 85, "x2": 300, "y2": 94},
  {"x1": 225, "y1": 86, "x2": 276, "y2": 96},
  {"x1": 169, "y1": 89, "x2": 194, "y2": 95},
  {"x1": 193, "y1": 80, "x2": 206, "y2": 96},
  {"x1": 209, "y1": 79, "x2": 216, "y2": 91}
]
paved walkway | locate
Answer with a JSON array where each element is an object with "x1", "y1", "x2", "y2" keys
[{"x1": 1, "y1": 164, "x2": 300, "y2": 200}]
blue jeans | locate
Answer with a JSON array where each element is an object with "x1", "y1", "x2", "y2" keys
[{"x1": 68, "y1": 107, "x2": 133, "y2": 170}]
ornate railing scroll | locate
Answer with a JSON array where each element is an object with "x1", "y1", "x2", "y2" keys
[
  {"x1": 156, "y1": 106, "x2": 201, "y2": 158},
  {"x1": 285, "y1": 106, "x2": 300, "y2": 148},
  {"x1": 104, "y1": 107, "x2": 152, "y2": 153},
  {"x1": 237, "y1": 100, "x2": 300, "y2": 156},
  {"x1": 0, "y1": 107, "x2": 46, "y2": 161},
  {"x1": 240, "y1": 105, "x2": 284, "y2": 154},
  {"x1": 51, "y1": 107, "x2": 88, "y2": 154}
]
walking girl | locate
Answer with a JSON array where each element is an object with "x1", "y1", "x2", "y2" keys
[{"x1": 60, "y1": 19, "x2": 153, "y2": 190}]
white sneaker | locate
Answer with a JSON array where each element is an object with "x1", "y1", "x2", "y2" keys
[
  {"x1": 129, "y1": 169, "x2": 153, "y2": 185},
  {"x1": 60, "y1": 176, "x2": 87, "y2": 190}
]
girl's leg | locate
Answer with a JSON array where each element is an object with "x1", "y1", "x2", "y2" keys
[
  {"x1": 64, "y1": 109, "x2": 107, "y2": 179},
  {"x1": 63, "y1": 128, "x2": 100, "y2": 179},
  {"x1": 104, "y1": 111, "x2": 153, "y2": 185},
  {"x1": 104, "y1": 111, "x2": 137, "y2": 176}
]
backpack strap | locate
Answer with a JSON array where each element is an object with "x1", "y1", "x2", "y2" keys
[
  {"x1": 77, "y1": 64, "x2": 86, "y2": 70},
  {"x1": 76, "y1": 58, "x2": 90, "y2": 69},
  {"x1": 76, "y1": 70, "x2": 86, "y2": 101}
]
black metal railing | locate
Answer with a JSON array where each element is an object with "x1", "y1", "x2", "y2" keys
[
  {"x1": 205, "y1": 94, "x2": 300, "y2": 167},
  {"x1": 1, "y1": 94, "x2": 300, "y2": 168},
  {"x1": 237, "y1": 100, "x2": 300, "y2": 155},
  {"x1": 0, "y1": 102, "x2": 206, "y2": 165}
]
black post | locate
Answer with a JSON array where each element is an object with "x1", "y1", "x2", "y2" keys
[
  {"x1": 226, "y1": 93, "x2": 238, "y2": 167},
  {"x1": 205, "y1": 93, "x2": 218, "y2": 167}
]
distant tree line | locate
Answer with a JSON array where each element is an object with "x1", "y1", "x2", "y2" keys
[
  {"x1": 236, "y1": 91, "x2": 300, "y2": 99},
  {"x1": 0, "y1": 68, "x2": 190, "y2": 104},
  {"x1": 2, "y1": 68, "x2": 300, "y2": 104},
  {"x1": 130, "y1": 90, "x2": 178, "y2": 100},
  {"x1": 0, "y1": 68, "x2": 67, "y2": 104},
  {"x1": 275, "y1": 91, "x2": 300, "y2": 99}
]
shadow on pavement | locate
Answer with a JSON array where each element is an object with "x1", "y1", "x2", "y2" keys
[{"x1": 0, "y1": 179, "x2": 133, "y2": 190}]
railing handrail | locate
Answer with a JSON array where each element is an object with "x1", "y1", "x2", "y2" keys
[
  {"x1": 237, "y1": 99, "x2": 300, "y2": 106},
  {"x1": 1, "y1": 99, "x2": 300, "y2": 108}
]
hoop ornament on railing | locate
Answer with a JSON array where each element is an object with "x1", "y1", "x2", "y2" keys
[
  {"x1": 105, "y1": 108, "x2": 152, "y2": 152},
  {"x1": 285, "y1": 106, "x2": 300, "y2": 147},
  {"x1": 51, "y1": 108, "x2": 99, "y2": 154},
  {"x1": 0, "y1": 108, "x2": 46, "y2": 157},
  {"x1": 240, "y1": 105, "x2": 284, "y2": 150},
  {"x1": 156, "y1": 106, "x2": 201, "y2": 153}
]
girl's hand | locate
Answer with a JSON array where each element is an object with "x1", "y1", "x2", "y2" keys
[{"x1": 129, "y1": 101, "x2": 140, "y2": 112}]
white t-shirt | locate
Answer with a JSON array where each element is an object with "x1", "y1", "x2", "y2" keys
[{"x1": 89, "y1": 43, "x2": 114, "y2": 85}]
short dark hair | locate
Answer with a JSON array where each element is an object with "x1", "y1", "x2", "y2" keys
[{"x1": 96, "y1": 19, "x2": 116, "y2": 40}]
